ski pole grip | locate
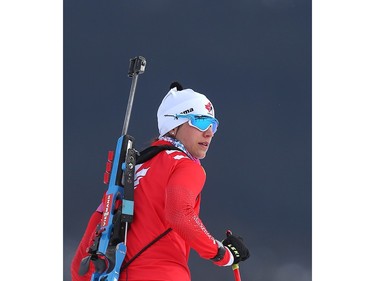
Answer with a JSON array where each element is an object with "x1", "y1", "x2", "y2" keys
[{"x1": 226, "y1": 230, "x2": 242, "y2": 281}]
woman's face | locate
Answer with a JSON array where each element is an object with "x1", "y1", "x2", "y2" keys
[{"x1": 175, "y1": 122, "x2": 214, "y2": 159}]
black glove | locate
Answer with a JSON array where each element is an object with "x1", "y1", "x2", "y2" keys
[{"x1": 222, "y1": 232, "x2": 250, "y2": 264}]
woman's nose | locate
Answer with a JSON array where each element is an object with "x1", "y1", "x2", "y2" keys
[{"x1": 204, "y1": 126, "x2": 214, "y2": 137}]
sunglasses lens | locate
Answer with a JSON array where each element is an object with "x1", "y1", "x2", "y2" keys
[
  {"x1": 190, "y1": 116, "x2": 218, "y2": 133},
  {"x1": 170, "y1": 114, "x2": 219, "y2": 133}
]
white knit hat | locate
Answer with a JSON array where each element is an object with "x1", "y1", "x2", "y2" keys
[{"x1": 157, "y1": 87, "x2": 215, "y2": 137}]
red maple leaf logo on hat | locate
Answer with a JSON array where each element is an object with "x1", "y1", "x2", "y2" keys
[{"x1": 205, "y1": 102, "x2": 213, "y2": 113}]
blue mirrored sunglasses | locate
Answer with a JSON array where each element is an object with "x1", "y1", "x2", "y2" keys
[{"x1": 165, "y1": 114, "x2": 219, "y2": 133}]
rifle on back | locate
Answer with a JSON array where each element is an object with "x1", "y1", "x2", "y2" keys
[{"x1": 78, "y1": 56, "x2": 146, "y2": 281}]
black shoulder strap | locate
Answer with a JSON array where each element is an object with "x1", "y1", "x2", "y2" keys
[
  {"x1": 121, "y1": 228, "x2": 172, "y2": 270},
  {"x1": 136, "y1": 145, "x2": 183, "y2": 164}
]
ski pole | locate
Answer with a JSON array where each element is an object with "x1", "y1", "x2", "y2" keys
[
  {"x1": 226, "y1": 230, "x2": 242, "y2": 281},
  {"x1": 231, "y1": 263, "x2": 241, "y2": 281}
]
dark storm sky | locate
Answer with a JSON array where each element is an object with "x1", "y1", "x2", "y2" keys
[{"x1": 63, "y1": 1, "x2": 311, "y2": 280}]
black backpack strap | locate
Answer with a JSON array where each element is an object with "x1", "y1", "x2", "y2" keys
[
  {"x1": 121, "y1": 228, "x2": 172, "y2": 270},
  {"x1": 136, "y1": 145, "x2": 183, "y2": 164}
]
